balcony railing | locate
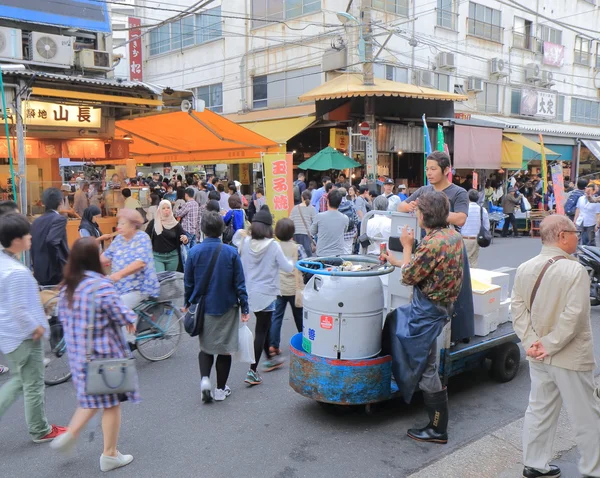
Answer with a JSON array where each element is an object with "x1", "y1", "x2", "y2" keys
[
  {"x1": 436, "y1": 8, "x2": 458, "y2": 31},
  {"x1": 512, "y1": 31, "x2": 533, "y2": 50},
  {"x1": 467, "y1": 17, "x2": 503, "y2": 43}
]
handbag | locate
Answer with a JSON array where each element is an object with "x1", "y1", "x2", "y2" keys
[
  {"x1": 183, "y1": 243, "x2": 222, "y2": 337},
  {"x1": 85, "y1": 288, "x2": 138, "y2": 396},
  {"x1": 298, "y1": 206, "x2": 317, "y2": 253},
  {"x1": 477, "y1": 205, "x2": 492, "y2": 248}
]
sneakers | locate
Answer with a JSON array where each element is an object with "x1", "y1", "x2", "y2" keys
[
  {"x1": 269, "y1": 346, "x2": 281, "y2": 356},
  {"x1": 33, "y1": 424, "x2": 68, "y2": 443},
  {"x1": 100, "y1": 452, "x2": 134, "y2": 472},
  {"x1": 200, "y1": 376, "x2": 213, "y2": 403},
  {"x1": 50, "y1": 430, "x2": 77, "y2": 453},
  {"x1": 522, "y1": 465, "x2": 561, "y2": 478},
  {"x1": 262, "y1": 356, "x2": 284, "y2": 372},
  {"x1": 244, "y1": 369, "x2": 262, "y2": 385},
  {"x1": 0, "y1": 365, "x2": 8, "y2": 374},
  {"x1": 213, "y1": 386, "x2": 232, "y2": 401}
]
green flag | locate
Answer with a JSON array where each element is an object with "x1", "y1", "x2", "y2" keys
[{"x1": 437, "y1": 124, "x2": 444, "y2": 152}]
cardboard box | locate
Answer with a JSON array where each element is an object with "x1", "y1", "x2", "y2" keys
[
  {"x1": 471, "y1": 279, "x2": 502, "y2": 316},
  {"x1": 474, "y1": 309, "x2": 500, "y2": 337},
  {"x1": 471, "y1": 269, "x2": 511, "y2": 302},
  {"x1": 498, "y1": 298, "x2": 511, "y2": 325}
]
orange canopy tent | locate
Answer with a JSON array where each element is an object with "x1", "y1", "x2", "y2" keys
[{"x1": 101, "y1": 110, "x2": 280, "y2": 165}]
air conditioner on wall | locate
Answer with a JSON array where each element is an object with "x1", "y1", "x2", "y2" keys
[
  {"x1": 0, "y1": 27, "x2": 22, "y2": 60},
  {"x1": 489, "y1": 57, "x2": 507, "y2": 77},
  {"x1": 525, "y1": 63, "x2": 541, "y2": 82},
  {"x1": 76, "y1": 49, "x2": 112, "y2": 71},
  {"x1": 416, "y1": 70, "x2": 434, "y2": 87},
  {"x1": 28, "y1": 32, "x2": 74, "y2": 67},
  {"x1": 436, "y1": 52, "x2": 456, "y2": 70},
  {"x1": 467, "y1": 77, "x2": 484, "y2": 92},
  {"x1": 540, "y1": 70, "x2": 555, "y2": 87}
]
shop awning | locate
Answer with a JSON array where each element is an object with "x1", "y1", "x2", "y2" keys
[
  {"x1": 453, "y1": 125, "x2": 502, "y2": 169},
  {"x1": 582, "y1": 139, "x2": 600, "y2": 160},
  {"x1": 115, "y1": 110, "x2": 279, "y2": 164},
  {"x1": 501, "y1": 140, "x2": 523, "y2": 169},
  {"x1": 502, "y1": 133, "x2": 558, "y2": 156},
  {"x1": 299, "y1": 73, "x2": 468, "y2": 102},
  {"x1": 239, "y1": 116, "x2": 316, "y2": 144},
  {"x1": 523, "y1": 144, "x2": 573, "y2": 161}
]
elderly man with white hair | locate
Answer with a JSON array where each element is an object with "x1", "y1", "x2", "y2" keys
[
  {"x1": 512, "y1": 214, "x2": 600, "y2": 478},
  {"x1": 366, "y1": 195, "x2": 392, "y2": 254}
]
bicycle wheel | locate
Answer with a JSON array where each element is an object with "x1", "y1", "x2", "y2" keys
[
  {"x1": 136, "y1": 303, "x2": 183, "y2": 362},
  {"x1": 43, "y1": 320, "x2": 72, "y2": 386}
]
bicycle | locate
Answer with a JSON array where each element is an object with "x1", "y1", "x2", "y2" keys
[{"x1": 40, "y1": 286, "x2": 72, "y2": 386}]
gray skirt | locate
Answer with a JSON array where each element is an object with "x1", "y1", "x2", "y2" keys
[{"x1": 199, "y1": 307, "x2": 239, "y2": 355}]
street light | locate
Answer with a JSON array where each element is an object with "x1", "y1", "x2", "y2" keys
[{"x1": 336, "y1": 11, "x2": 365, "y2": 62}]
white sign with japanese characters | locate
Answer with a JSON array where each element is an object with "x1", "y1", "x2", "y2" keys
[{"x1": 22, "y1": 101, "x2": 102, "y2": 128}]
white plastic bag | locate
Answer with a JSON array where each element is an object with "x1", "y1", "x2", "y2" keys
[{"x1": 234, "y1": 325, "x2": 255, "y2": 364}]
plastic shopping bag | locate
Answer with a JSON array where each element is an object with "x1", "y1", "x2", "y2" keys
[
  {"x1": 234, "y1": 325, "x2": 255, "y2": 364},
  {"x1": 180, "y1": 243, "x2": 189, "y2": 266}
]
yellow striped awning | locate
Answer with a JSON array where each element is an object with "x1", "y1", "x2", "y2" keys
[{"x1": 502, "y1": 133, "x2": 558, "y2": 155}]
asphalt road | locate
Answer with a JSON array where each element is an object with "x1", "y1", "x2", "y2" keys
[{"x1": 1, "y1": 237, "x2": 598, "y2": 478}]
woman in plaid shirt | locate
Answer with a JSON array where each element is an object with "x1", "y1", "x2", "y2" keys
[{"x1": 51, "y1": 238, "x2": 139, "y2": 472}]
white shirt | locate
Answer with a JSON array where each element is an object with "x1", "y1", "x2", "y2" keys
[
  {"x1": 576, "y1": 196, "x2": 600, "y2": 227},
  {"x1": 366, "y1": 215, "x2": 392, "y2": 254},
  {"x1": 461, "y1": 202, "x2": 490, "y2": 237},
  {"x1": 385, "y1": 194, "x2": 401, "y2": 212}
]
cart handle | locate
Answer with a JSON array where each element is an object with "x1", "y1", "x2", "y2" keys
[{"x1": 296, "y1": 255, "x2": 394, "y2": 277}]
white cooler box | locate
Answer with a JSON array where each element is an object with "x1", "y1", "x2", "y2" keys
[
  {"x1": 471, "y1": 269, "x2": 511, "y2": 302},
  {"x1": 471, "y1": 280, "x2": 502, "y2": 316},
  {"x1": 474, "y1": 309, "x2": 500, "y2": 336},
  {"x1": 498, "y1": 298, "x2": 511, "y2": 325}
]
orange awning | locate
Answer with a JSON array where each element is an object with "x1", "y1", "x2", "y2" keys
[{"x1": 115, "y1": 110, "x2": 279, "y2": 163}]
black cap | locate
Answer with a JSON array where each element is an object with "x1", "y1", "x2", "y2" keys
[
  {"x1": 383, "y1": 178, "x2": 394, "y2": 185},
  {"x1": 253, "y1": 205, "x2": 273, "y2": 226}
]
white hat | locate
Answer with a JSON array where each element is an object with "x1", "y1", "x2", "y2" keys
[
  {"x1": 61, "y1": 184, "x2": 71, "y2": 192},
  {"x1": 399, "y1": 184, "x2": 407, "y2": 189}
]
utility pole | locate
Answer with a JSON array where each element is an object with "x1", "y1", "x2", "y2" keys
[
  {"x1": 361, "y1": 2, "x2": 377, "y2": 186},
  {"x1": 15, "y1": 80, "x2": 26, "y2": 216}
]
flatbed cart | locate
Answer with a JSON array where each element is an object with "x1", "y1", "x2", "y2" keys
[{"x1": 289, "y1": 212, "x2": 521, "y2": 413}]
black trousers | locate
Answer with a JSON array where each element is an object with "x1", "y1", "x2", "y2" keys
[{"x1": 502, "y1": 213, "x2": 518, "y2": 237}]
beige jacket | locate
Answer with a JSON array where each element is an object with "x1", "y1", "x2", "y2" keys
[
  {"x1": 279, "y1": 240, "x2": 303, "y2": 297},
  {"x1": 511, "y1": 245, "x2": 595, "y2": 371}
]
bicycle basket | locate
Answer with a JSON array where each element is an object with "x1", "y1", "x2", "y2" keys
[{"x1": 157, "y1": 273, "x2": 184, "y2": 302}]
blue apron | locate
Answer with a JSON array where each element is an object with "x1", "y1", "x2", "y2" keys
[{"x1": 450, "y1": 246, "x2": 474, "y2": 342}]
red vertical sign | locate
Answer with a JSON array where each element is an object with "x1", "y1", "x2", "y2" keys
[{"x1": 128, "y1": 17, "x2": 143, "y2": 81}]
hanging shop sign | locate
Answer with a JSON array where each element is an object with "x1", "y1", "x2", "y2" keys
[
  {"x1": 329, "y1": 128, "x2": 349, "y2": 150},
  {"x1": 22, "y1": 100, "x2": 102, "y2": 128},
  {"x1": 128, "y1": 17, "x2": 143, "y2": 81},
  {"x1": 263, "y1": 152, "x2": 293, "y2": 223},
  {"x1": 543, "y1": 42, "x2": 565, "y2": 67},
  {"x1": 551, "y1": 163, "x2": 565, "y2": 215},
  {"x1": 520, "y1": 89, "x2": 557, "y2": 119}
]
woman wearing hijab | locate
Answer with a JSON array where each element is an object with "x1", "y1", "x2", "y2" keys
[
  {"x1": 145, "y1": 200, "x2": 188, "y2": 272},
  {"x1": 78, "y1": 206, "x2": 112, "y2": 243}
]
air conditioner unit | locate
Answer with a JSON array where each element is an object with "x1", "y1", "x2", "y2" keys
[
  {"x1": 540, "y1": 70, "x2": 555, "y2": 87},
  {"x1": 525, "y1": 63, "x2": 541, "y2": 82},
  {"x1": 415, "y1": 70, "x2": 434, "y2": 87},
  {"x1": 76, "y1": 49, "x2": 112, "y2": 71},
  {"x1": 28, "y1": 32, "x2": 74, "y2": 67},
  {"x1": 436, "y1": 52, "x2": 456, "y2": 70},
  {"x1": 0, "y1": 27, "x2": 22, "y2": 60},
  {"x1": 467, "y1": 77, "x2": 484, "y2": 92},
  {"x1": 489, "y1": 57, "x2": 507, "y2": 77}
]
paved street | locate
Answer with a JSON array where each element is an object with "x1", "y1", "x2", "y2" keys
[{"x1": 1, "y1": 236, "x2": 598, "y2": 478}]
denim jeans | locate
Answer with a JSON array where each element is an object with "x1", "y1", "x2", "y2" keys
[{"x1": 269, "y1": 295, "x2": 303, "y2": 349}]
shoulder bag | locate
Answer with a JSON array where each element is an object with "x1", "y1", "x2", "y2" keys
[
  {"x1": 528, "y1": 256, "x2": 566, "y2": 337},
  {"x1": 297, "y1": 206, "x2": 317, "y2": 253},
  {"x1": 477, "y1": 206, "x2": 492, "y2": 248},
  {"x1": 184, "y1": 243, "x2": 223, "y2": 337},
  {"x1": 85, "y1": 287, "x2": 138, "y2": 396}
]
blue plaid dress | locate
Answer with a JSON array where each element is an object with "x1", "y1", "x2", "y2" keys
[{"x1": 57, "y1": 272, "x2": 141, "y2": 409}]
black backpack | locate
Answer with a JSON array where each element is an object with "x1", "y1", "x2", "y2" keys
[
  {"x1": 293, "y1": 180, "x2": 302, "y2": 205},
  {"x1": 338, "y1": 201, "x2": 357, "y2": 230},
  {"x1": 565, "y1": 190, "x2": 584, "y2": 216}
]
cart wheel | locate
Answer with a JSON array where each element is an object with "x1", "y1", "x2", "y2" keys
[{"x1": 491, "y1": 343, "x2": 521, "y2": 383}]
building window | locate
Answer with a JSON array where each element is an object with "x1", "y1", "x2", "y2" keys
[
  {"x1": 510, "y1": 89, "x2": 521, "y2": 115},
  {"x1": 536, "y1": 25, "x2": 562, "y2": 52},
  {"x1": 513, "y1": 17, "x2": 533, "y2": 50},
  {"x1": 468, "y1": 2, "x2": 502, "y2": 43},
  {"x1": 476, "y1": 82, "x2": 499, "y2": 113},
  {"x1": 252, "y1": 0, "x2": 321, "y2": 27},
  {"x1": 437, "y1": 0, "x2": 458, "y2": 30},
  {"x1": 374, "y1": 64, "x2": 409, "y2": 83},
  {"x1": 434, "y1": 73, "x2": 450, "y2": 91},
  {"x1": 373, "y1": 0, "x2": 409, "y2": 16},
  {"x1": 557, "y1": 95, "x2": 565, "y2": 122},
  {"x1": 149, "y1": 7, "x2": 222, "y2": 56},
  {"x1": 571, "y1": 98, "x2": 600, "y2": 125},
  {"x1": 252, "y1": 66, "x2": 321, "y2": 109},
  {"x1": 195, "y1": 83, "x2": 223, "y2": 113},
  {"x1": 574, "y1": 36, "x2": 592, "y2": 66}
]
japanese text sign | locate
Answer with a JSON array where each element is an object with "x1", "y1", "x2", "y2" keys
[
  {"x1": 551, "y1": 164, "x2": 565, "y2": 215},
  {"x1": 329, "y1": 128, "x2": 349, "y2": 150},
  {"x1": 520, "y1": 89, "x2": 556, "y2": 119},
  {"x1": 263, "y1": 153, "x2": 293, "y2": 223},
  {"x1": 128, "y1": 17, "x2": 143, "y2": 81},
  {"x1": 22, "y1": 100, "x2": 101, "y2": 128},
  {"x1": 543, "y1": 42, "x2": 565, "y2": 67}
]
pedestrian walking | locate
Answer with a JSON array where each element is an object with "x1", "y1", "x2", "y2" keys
[
  {"x1": 239, "y1": 206, "x2": 294, "y2": 385},
  {"x1": 73, "y1": 182, "x2": 90, "y2": 217},
  {"x1": 268, "y1": 218, "x2": 306, "y2": 358},
  {"x1": 0, "y1": 213, "x2": 68, "y2": 443},
  {"x1": 512, "y1": 215, "x2": 600, "y2": 478},
  {"x1": 310, "y1": 189, "x2": 349, "y2": 257},
  {"x1": 145, "y1": 193, "x2": 160, "y2": 224},
  {"x1": 50, "y1": 237, "x2": 139, "y2": 472},
  {"x1": 184, "y1": 212, "x2": 250, "y2": 403},
  {"x1": 461, "y1": 189, "x2": 490, "y2": 268},
  {"x1": 574, "y1": 184, "x2": 600, "y2": 246},
  {"x1": 381, "y1": 178, "x2": 401, "y2": 212},
  {"x1": 310, "y1": 176, "x2": 331, "y2": 212},
  {"x1": 79, "y1": 206, "x2": 112, "y2": 243},
  {"x1": 218, "y1": 183, "x2": 231, "y2": 212},
  {"x1": 501, "y1": 188, "x2": 521, "y2": 237},
  {"x1": 175, "y1": 187, "x2": 199, "y2": 247},
  {"x1": 338, "y1": 187, "x2": 360, "y2": 254},
  {"x1": 222, "y1": 194, "x2": 246, "y2": 244},
  {"x1": 289, "y1": 190, "x2": 316, "y2": 257},
  {"x1": 146, "y1": 200, "x2": 188, "y2": 272},
  {"x1": 31, "y1": 188, "x2": 70, "y2": 286}
]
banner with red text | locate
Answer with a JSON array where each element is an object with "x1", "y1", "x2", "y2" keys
[
  {"x1": 128, "y1": 17, "x2": 143, "y2": 81},
  {"x1": 263, "y1": 153, "x2": 293, "y2": 223},
  {"x1": 551, "y1": 163, "x2": 565, "y2": 215}
]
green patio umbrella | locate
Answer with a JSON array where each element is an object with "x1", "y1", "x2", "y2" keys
[{"x1": 298, "y1": 146, "x2": 360, "y2": 171}]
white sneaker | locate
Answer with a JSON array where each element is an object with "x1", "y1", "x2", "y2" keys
[
  {"x1": 213, "y1": 386, "x2": 232, "y2": 401},
  {"x1": 200, "y1": 376, "x2": 212, "y2": 403},
  {"x1": 100, "y1": 452, "x2": 133, "y2": 472},
  {"x1": 50, "y1": 430, "x2": 77, "y2": 454}
]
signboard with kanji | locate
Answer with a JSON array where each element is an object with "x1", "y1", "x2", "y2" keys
[
  {"x1": 21, "y1": 100, "x2": 101, "y2": 128},
  {"x1": 329, "y1": 128, "x2": 349, "y2": 150},
  {"x1": 263, "y1": 153, "x2": 293, "y2": 223},
  {"x1": 520, "y1": 89, "x2": 557, "y2": 119},
  {"x1": 128, "y1": 17, "x2": 143, "y2": 81}
]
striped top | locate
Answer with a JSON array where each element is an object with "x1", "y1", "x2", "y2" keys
[
  {"x1": 0, "y1": 250, "x2": 49, "y2": 354},
  {"x1": 289, "y1": 204, "x2": 316, "y2": 235}
]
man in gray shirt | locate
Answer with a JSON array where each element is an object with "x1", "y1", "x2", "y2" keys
[
  {"x1": 310, "y1": 189, "x2": 349, "y2": 256},
  {"x1": 354, "y1": 186, "x2": 370, "y2": 220}
]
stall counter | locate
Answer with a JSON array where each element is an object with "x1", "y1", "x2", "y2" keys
[{"x1": 66, "y1": 216, "x2": 118, "y2": 248}]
